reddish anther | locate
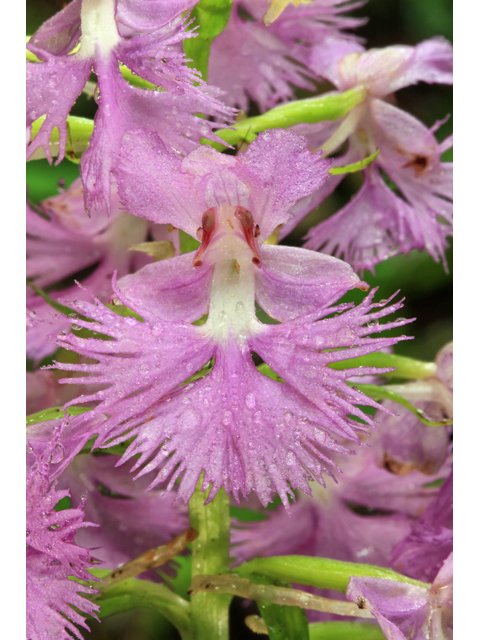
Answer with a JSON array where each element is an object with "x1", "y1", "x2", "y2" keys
[
  {"x1": 234, "y1": 206, "x2": 262, "y2": 268},
  {"x1": 193, "y1": 208, "x2": 217, "y2": 268}
]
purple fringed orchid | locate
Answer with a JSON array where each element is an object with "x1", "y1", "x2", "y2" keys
[
  {"x1": 233, "y1": 424, "x2": 450, "y2": 566},
  {"x1": 26, "y1": 0, "x2": 234, "y2": 215},
  {"x1": 58, "y1": 454, "x2": 189, "y2": 570},
  {"x1": 27, "y1": 416, "x2": 188, "y2": 576},
  {"x1": 26, "y1": 177, "x2": 172, "y2": 361},
  {"x1": 392, "y1": 470, "x2": 453, "y2": 584},
  {"x1": 283, "y1": 39, "x2": 453, "y2": 274},
  {"x1": 231, "y1": 433, "x2": 450, "y2": 623},
  {"x1": 26, "y1": 429, "x2": 100, "y2": 640},
  {"x1": 346, "y1": 552, "x2": 453, "y2": 640},
  {"x1": 372, "y1": 344, "x2": 453, "y2": 477},
  {"x1": 209, "y1": 0, "x2": 365, "y2": 112},
  {"x1": 51, "y1": 129, "x2": 412, "y2": 508}
]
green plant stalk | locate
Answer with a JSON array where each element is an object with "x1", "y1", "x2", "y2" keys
[
  {"x1": 29, "y1": 116, "x2": 94, "y2": 163},
  {"x1": 212, "y1": 86, "x2": 367, "y2": 149},
  {"x1": 328, "y1": 351, "x2": 437, "y2": 380},
  {"x1": 91, "y1": 576, "x2": 193, "y2": 640},
  {"x1": 27, "y1": 84, "x2": 366, "y2": 162},
  {"x1": 189, "y1": 479, "x2": 232, "y2": 640},
  {"x1": 352, "y1": 382, "x2": 453, "y2": 427},
  {"x1": 309, "y1": 621, "x2": 386, "y2": 640},
  {"x1": 329, "y1": 148, "x2": 379, "y2": 175},
  {"x1": 237, "y1": 556, "x2": 430, "y2": 593}
]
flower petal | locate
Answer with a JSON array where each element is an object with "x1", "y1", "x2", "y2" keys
[
  {"x1": 60, "y1": 455, "x2": 189, "y2": 569},
  {"x1": 116, "y1": 253, "x2": 213, "y2": 323},
  {"x1": 346, "y1": 577, "x2": 430, "y2": 640},
  {"x1": 236, "y1": 129, "x2": 331, "y2": 239},
  {"x1": 304, "y1": 168, "x2": 420, "y2": 274},
  {"x1": 27, "y1": 0, "x2": 82, "y2": 56},
  {"x1": 115, "y1": 0, "x2": 198, "y2": 35},
  {"x1": 255, "y1": 244, "x2": 365, "y2": 320},
  {"x1": 26, "y1": 55, "x2": 91, "y2": 163},
  {"x1": 116, "y1": 341, "x2": 352, "y2": 508}
]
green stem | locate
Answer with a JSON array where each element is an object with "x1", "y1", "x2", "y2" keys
[
  {"x1": 189, "y1": 478, "x2": 232, "y2": 640},
  {"x1": 236, "y1": 556, "x2": 430, "y2": 593},
  {"x1": 329, "y1": 352, "x2": 437, "y2": 380},
  {"x1": 29, "y1": 116, "x2": 94, "y2": 163},
  {"x1": 309, "y1": 621, "x2": 386, "y2": 640},
  {"x1": 92, "y1": 577, "x2": 193, "y2": 640},
  {"x1": 28, "y1": 87, "x2": 367, "y2": 162},
  {"x1": 351, "y1": 382, "x2": 453, "y2": 427},
  {"x1": 212, "y1": 87, "x2": 367, "y2": 149}
]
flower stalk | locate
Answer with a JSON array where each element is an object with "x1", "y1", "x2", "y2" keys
[
  {"x1": 188, "y1": 477, "x2": 232, "y2": 640},
  {"x1": 190, "y1": 574, "x2": 374, "y2": 619}
]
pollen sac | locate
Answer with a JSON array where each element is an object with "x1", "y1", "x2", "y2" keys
[
  {"x1": 192, "y1": 206, "x2": 263, "y2": 269},
  {"x1": 234, "y1": 206, "x2": 262, "y2": 267},
  {"x1": 193, "y1": 208, "x2": 217, "y2": 268}
]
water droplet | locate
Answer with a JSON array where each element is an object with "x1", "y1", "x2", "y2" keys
[
  {"x1": 222, "y1": 410, "x2": 233, "y2": 426},
  {"x1": 236, "y1": 301, "x2": 245, "y2": 314},
  {"x1": 245, "y1": 393, "x2": 256, "y2": 409},
  {"x1": 49, "y1": 443, "x2": 65, "y2": 464}
]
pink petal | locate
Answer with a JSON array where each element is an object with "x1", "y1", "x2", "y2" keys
[
  {"x1": 116, "y1": 253, "x2": 213, "y2": 323},
  {"x1": 255, "y1": 244, "x2": 365, "y2": 320}
]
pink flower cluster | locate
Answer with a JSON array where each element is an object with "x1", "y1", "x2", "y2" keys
[{"x1": 26, "y1": 1, "x2": 453, "y2": 638}]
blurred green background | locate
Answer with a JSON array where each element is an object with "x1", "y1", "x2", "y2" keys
[{"x1": 26, "y1": 1, "x2": 452, "y2": 638}]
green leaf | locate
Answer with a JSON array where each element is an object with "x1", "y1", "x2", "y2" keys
[
  {"x1": 328, "y1": 352, "x2": 437, "y2": 380},
  {"x1": 257, "y1": 362, "x2": 284, "y2": 382},
  {"x1": 351, "y1": 383, "x2": 453, "y2": 427},
  {"x1": 183, "y1": 0, "x2": 233, "y2": 81},
  {"x1": 106, "y1": 304, "x2": 144, "y2": 322},
  {"x1": 26, "y1": 279, "x2": 85, "y2": 319},
  {"x1": 329, "y1": 149, "x2": 379, "y2": 175},
  {"x1": 26, "y1": 158, "x2": 80, "y2": 204},
  {"x1": 236, "y1": 556, "x2": 429, "y2": 593},
  {"x1": 230, "y1": 506, "x2": 268, "y2": 522},
  {"x1": 26, "y1": 405, "x2": 92, "y2": 426},
  {"x1": 179, "y1": 229, "x2": 201, "y2": 254},
  {"x1": 309, "y1": 621, "x2": 386, "y2": 640},
  {"x1": 258, "y1": 591, "x2": 309, "y2": 640}
]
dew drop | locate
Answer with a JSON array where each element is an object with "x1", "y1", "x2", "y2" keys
[
  {"x1": 245, "y1": 393, "x2": 256, "y2": 409},
  {"x1": 49, "y1": 443, "x2": 65, "y2": 464}
]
